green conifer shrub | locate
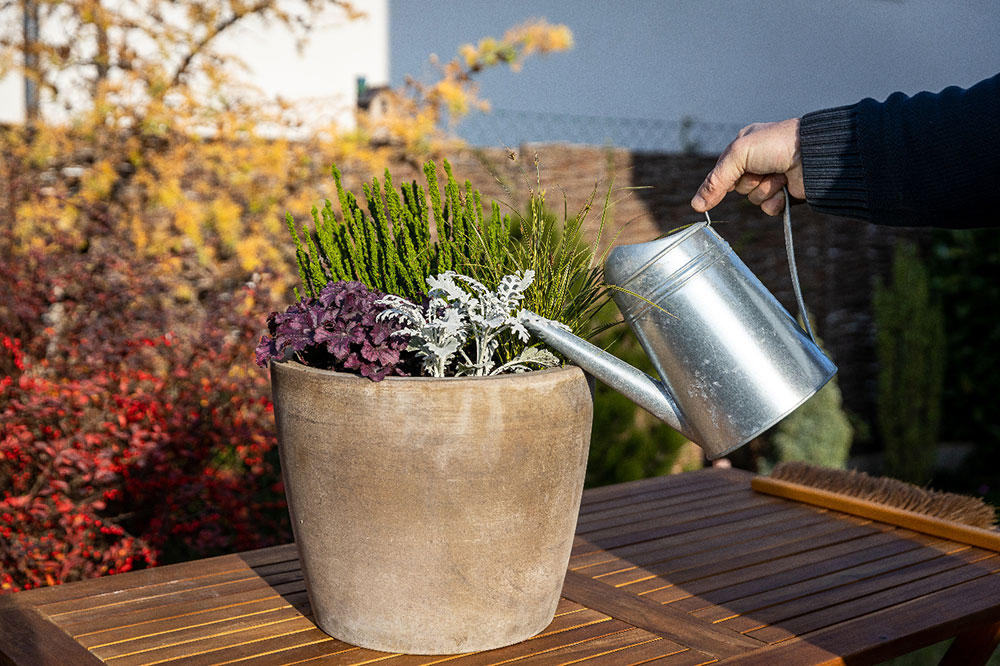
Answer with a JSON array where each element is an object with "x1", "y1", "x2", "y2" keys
[
  {"x1": 874, "y1": 241, "x2": 946, "y2": 484},
  {"x1": 927, "y1": 229, "x2": 1000, "y2": 444},
  {"x1": 766, "y1": 375, "x2": 853, "y2": 473},
  {"x1": 748, "y1": 319, "x2": 853, "y2": 474}
]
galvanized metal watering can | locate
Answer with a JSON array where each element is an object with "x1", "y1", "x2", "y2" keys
[{"x1": 523, "y1": 193, "x2": 836, "y2": 460}]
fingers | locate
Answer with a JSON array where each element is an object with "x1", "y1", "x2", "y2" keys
[
  {"x1": 761, "y1": 191, "x2": 787, "y2": 216},
  {"x1": 747, "y1": 173, "x2": 787, "y2": 205},
  {"x1": 734, "y1": 173, "x2": 764, "y2": 195},
  {"x1": 706, "y1": 171, "x2": 787, "y2": 216},
  {"x1": 691, "y1": 142, "x2": 747, "y2": 212},
  {"x1": 691, "y1": 118, "x2": 802, "y2": 215}
]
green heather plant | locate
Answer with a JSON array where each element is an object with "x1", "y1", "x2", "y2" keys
[
  {"x1": 283, "y1": 158, "x2": 612, "y2": 366},
  {"x1": 285, "y1": 161, "x2": 480, "y2": 303}
]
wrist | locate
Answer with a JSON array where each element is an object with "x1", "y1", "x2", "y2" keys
[
  {"x1": 799, "y1": 105, "x2": 870, "y2": 219},
  {"x1": 787, "y1": 117, "x2": 804, "y2": 199}
]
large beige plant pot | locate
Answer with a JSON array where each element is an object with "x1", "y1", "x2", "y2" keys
[{"x1": 270, "y1": 362, "x2": 594, "y2": 654}]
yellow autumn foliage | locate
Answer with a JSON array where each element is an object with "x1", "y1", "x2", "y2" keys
[
  {"x1": 80, "y1": 161, "x2": 117, "y2": 203},
  {"x1": 236, "y1": 236, "x2": 285, "y2": 274},
  {"x1": 210, "y1": 196, "x2": 243, "y2": 253},
  {"x1": 1, "y1": 5, "x2": 573, "y2": 313},
  {"x1": 350, "y1": 18, "x2": 573, "y2": 163}
]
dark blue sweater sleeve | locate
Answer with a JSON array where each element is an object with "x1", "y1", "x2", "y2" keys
[{"x1": 800, "y1": 73, "x2": 1000, "y2": 228}]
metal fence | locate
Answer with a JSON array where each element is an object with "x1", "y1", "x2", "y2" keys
[{"x1": 456, "y1": 108, "x2": 744, "y2": 155}]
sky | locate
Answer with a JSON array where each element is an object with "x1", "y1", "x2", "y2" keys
[
  {"x1": 389, "y1": 0, "x2": 1000, "y2": 146},
  {"x1": 3, "y1": 0, "x2": 997, "y2": 146}
]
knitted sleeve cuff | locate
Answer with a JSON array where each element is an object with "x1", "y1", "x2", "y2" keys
[{"x1": 800, "y1": 105, "x2": 870, "y2": 220}]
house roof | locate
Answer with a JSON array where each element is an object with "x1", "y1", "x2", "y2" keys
[{"x1": 357, "y1": 85, "x2": 390, "y2": 110}]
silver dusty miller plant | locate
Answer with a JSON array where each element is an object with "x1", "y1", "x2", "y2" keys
[{"x1": 376, "y1": 270, "x2": 563, "y2": 377}]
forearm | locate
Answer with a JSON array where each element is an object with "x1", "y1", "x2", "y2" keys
[{"x1": 799, "y1": 73, "x2": 1000, "y2": 228}]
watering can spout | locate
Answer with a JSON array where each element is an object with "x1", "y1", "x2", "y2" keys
[{"x1": 520, "y1": 313, "x2": 694, "y2": 440}]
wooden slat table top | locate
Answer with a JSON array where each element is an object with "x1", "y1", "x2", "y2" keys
[{"x1": 3, "y1": 467, "x2": 1000, "y2": 666}]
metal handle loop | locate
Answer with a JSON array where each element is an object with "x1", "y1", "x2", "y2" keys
[{"x1": 782, "y1": 187, "x2": 818, "y2": 345}]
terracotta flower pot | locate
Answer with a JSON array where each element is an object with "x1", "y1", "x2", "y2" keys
[{"x1": 270, "y1": 361, "x2": 594, "y2": 654}]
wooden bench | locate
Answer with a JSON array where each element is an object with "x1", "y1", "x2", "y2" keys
[{"x1": 3, "y1": 467, "x2": 999, "y2": 665}]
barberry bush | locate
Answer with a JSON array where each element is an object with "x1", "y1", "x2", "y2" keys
[{"x1": 0, "y1": 240, "x2": 289, "y2": 593}]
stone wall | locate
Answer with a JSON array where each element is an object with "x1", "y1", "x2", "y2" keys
[{"x1": 338, "y1": 143, "x2": 930, "y2": 428}]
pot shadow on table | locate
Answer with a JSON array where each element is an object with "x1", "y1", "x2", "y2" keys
[
  {"x1": 566, "y1": 468, "x2": 1000, "y2": 664},
  {"x1": 238, "y1": 544, "x2": 314, "y2": 620}
]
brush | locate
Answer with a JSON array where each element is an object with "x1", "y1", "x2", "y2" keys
[{"x1": 751, "y1": 461, "x2": 1000, "y2": 550}]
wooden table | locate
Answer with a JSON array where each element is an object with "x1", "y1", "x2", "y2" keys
[{"x1": 3, "y1": 468, "x2": 1000, "y2": 666}]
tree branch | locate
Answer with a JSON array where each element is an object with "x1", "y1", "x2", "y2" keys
[{"x1": 168, "y1": 0, "x2": 273, "y2": 90}]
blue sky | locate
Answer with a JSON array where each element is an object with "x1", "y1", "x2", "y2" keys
[{"x1": 390, "y1": 0, "x2": 999, "y2": 136}]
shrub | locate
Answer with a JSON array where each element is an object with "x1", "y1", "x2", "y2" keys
[
  {"x1": 765, "y1": 376, "x2": 853, "y2": 473},
  {"x1": 927, "y1": 229, "x2": 1000, "y2": 506},
  {"x1": 928, "y1": 229, "x2": 1000, "y2": 444},
  {"x1": 0, "y1": 240, "x2": 288, "y2": 593},
  {"x1": 874, "y1": 241, "x2": 946, "y2": 484},
  {"x1": 1, "y1": 333, "x2": 157, "y2": 591},
  {"x1": 1, "y1": 328, "x2": 288, "y2": 593}
]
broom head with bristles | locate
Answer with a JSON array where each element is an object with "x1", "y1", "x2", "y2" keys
[{"x1": 768, "y1": 461, "x2": 997, "y2": 530}]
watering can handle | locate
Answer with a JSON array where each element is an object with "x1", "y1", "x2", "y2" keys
[
  {"x1": 781, "y1": 187, "x2": 819, "y2": 345},
  {"x1": 703, "y1": 187, "x2": 818, "y2": 346}
]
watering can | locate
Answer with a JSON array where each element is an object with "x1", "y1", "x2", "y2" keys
[{"x1": 522, "y1": 191, "x2": 836, "y2": 460}]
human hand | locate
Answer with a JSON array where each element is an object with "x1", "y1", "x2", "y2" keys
[{"x1": 690, "y1": 118, "x2": 804, "y2": 216}]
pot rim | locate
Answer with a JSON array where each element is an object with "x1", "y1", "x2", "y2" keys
[{"x1": 270, "y1": 360, "x2": 584, "y2": 385}]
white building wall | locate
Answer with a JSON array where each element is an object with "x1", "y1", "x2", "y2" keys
[
  {"x1": 0, "y1": 0, "x2": 388, "y2": 129},
  {"x1": 0, "y1": 73, "x2": 22, "y2": 124}
]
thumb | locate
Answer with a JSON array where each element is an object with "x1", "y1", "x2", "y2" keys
[{"x1": 691, "y1": 146, "x2": 747, "y2": 212}]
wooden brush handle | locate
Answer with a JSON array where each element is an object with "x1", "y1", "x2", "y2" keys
[{"x1": 752, "y1": 475, "x2": 1000, "y2": 552}]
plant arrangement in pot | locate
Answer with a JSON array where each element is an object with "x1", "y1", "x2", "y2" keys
[{"x1": 256, "y1": 159, "x2": 612, "y2": 654}]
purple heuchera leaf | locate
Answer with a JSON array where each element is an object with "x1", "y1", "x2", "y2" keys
[
  {"x1": 254, "y1": 335, "x2": 281, "y2": 368},
  {"x1": 368, "y1": 318, "x2": 396, "y2": 345},
  {"x1": 254, "y1": 281, "x2": 416, "y2": 381},
  {"x1": 360, "y1": 340, "x2": 400, "y2": 366},
  {"x1": 361, "y1": 362, "x2": 391, "y2": 382},
  {"x1": 274, "y1": 302, "x2": 324, "y2": 352},
  {"x1": 315, "y1": 318, "x2": 361, "y2": 361}
]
